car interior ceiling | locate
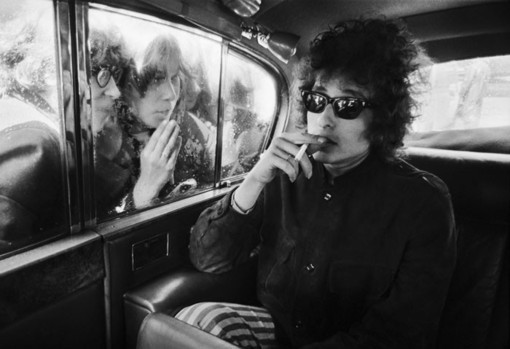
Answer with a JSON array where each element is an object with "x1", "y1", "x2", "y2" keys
[{"x1": 121, "y1": 0, "x2": 510, "y2": 64}]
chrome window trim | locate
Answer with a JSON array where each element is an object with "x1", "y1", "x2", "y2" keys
[
  {"x1": 75, "y1": 2, "x2": 96, "y2": 228},
  {"x1": 0, "y1": 231, "x2": 101, "y2": 277},
  {"x1": 213, "y1": 43, "x2": 228, "y2": 187},
  {"x1": 56, "y1": 0, "x2": 80, "y2": 234},
  {"x1": 96, "y1": 187, "x2": 234, "y2": 237}
]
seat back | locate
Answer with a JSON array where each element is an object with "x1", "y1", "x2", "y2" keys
[{"x1": 406, "y1": 147, "x2": 510, "y2": 349}]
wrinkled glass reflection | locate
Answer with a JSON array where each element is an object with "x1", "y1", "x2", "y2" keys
[
  {"x1": 0, "y1": 0, "x2": 66, "y2": 254},
  {"x1": 220, "y1": 53, "x2": 276, "y2": 178}
]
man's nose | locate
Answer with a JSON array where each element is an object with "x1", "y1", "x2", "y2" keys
[
  {"x1": 315, "y1": 104, "x2": 335, "y2": 128},
  {"x1": 104, "y1": 78, "x2": 121, "y2": 99},
  {"x1": 160, "y1": 80, "x2": 178, "y2": 101}
]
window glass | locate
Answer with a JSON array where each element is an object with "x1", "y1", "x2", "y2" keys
[
  {"x1": 89, "y1": 7, "x2": 220, "y2": 220},
  {"x1": 412, "y1": 56, "x2": 510, "y2": 132},
  {"x1": 221, "y1": 52, "x2": 277, "y2": 178},
  {"x1": 0, "y1": 0, "x2": 67, "y2": 255}
]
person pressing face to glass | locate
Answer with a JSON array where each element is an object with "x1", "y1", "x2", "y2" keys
[
  {"x1": 90, "y1": 60, "x2": 122, "y2": 137},
  {"x1": 183, "y1": 18, "x2": 457, "y2": 349},
  {"x1": 120, "y1": 33, "x2": 214, "y2": 209},
  {"x1": 88, "y1": 26, "x2": 136, "y2": 219},
  {"x1": 89, "y1": 27, "x2": 125, "y2": 140}
]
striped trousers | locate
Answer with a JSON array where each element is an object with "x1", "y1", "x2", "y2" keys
[{"x1": 174, "y1": 302, "x2": 281, "y2": 349}]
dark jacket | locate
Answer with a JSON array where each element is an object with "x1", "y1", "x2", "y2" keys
[
  {"x1": 190, "y1": 153, "x2": 457, "y2": 349},
  {"x1": 94, "y1": 120, "x2": 136, "y2": 219}
]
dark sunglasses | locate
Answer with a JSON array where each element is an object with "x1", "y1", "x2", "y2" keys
[
  {"x1": 301, "y1": 89, "x2": 375, "y2": 120},
  {"x1": 95, "y1": 66, "x2": 122, "y2": 88}
]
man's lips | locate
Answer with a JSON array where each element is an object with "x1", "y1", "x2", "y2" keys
[
  {"x1": 155, "y1": 110, "x2": 170, "y2": 116},
  {"x1": 315, "y1": 136, "x2": 337, "y2": 147},
  {"x1": 321, "y1": 137, "x2": 336, "y2": 145},
  {"x1": 308, "y1": 140, "x2": 335, "y2": 154}
]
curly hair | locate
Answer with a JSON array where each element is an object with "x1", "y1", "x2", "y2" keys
[
  {"x1": 124, "y1": 34, "x2": 192, "y2": 99},
  {"x1": 294, "y1": 18, "x2": 430, "y2": 161},
  {"x1": 118, "y1": 33, "x2": 194, "y2": 133},
  {"x1": 89, "y1": 26, "x2": 129, "y2": 87}
]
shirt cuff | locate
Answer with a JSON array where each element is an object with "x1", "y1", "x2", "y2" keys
[{"x1": 230, "y1": 188, "x2": 255, "y2": 215}]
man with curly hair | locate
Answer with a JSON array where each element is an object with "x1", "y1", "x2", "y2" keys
[
  {"x1": 181, "y1": 18, "x2": 456, "y2": 349},
  {"x1": 88, "y1": 24, "x2": 136, "y2": 219}
]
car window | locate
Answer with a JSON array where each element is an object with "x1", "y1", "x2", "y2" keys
[
  {"x1": 413, "y1": 56, "x2": 510, "y2": 132},
  {"x1": 0, "y1": 0, "x2": 283, "y2": 249},
  {"x1": 90, "y1": 6, "x2": 221, "y2": 220},
  {"x1": 406, "y1": 55, "x2": 510, "y2": 153},
  {"x1": 0, "y1": 0, "x2": 68, "y2": 256},
  {"x1": 89, "y1": 5, "x2": 279, "y2": 221},
  {"x1": 220, "y1": 51, "x2": 277, "y2": 179}
]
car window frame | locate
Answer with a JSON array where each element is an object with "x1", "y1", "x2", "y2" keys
[{"x1": 79, "y1": 3, "x2": 289, "y2": 233}]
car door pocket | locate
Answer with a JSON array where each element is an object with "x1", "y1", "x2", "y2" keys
[{"x1": 132, "y1": 233, "x2": 169, "y2": 271}]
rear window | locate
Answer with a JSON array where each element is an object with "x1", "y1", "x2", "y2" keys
[{"x1": 406, "y1": 55, "x2": 510, "y2": 153}]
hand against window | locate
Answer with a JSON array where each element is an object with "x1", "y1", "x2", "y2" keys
[{"x1": 133, "y1": 119, "x2": 182, "y2": 207}]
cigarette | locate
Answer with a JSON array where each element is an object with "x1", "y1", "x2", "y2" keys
[{"x1": 294, "y1": 144, "x2": 308, "y2": 161}]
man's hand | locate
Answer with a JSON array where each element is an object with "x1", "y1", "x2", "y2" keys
[{"x1": 233, "y1": 132, "x2": 326, "y2": 213}]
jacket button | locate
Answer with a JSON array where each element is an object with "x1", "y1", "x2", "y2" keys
[
  {"x1": 294, "y1": 320, "x2": 303, "y2": 329},
  {"x1": 304, "y1": 263, "x2": 315, "y2": 273},
  {"x1": 323, "y1": 193, "x2": 332, "y2": 201}
]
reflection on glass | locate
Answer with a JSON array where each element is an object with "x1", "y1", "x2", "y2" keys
[
  {"x1": 90, "y1": 8, "x2": 220, "y2": 220},
  {"x1": 89, "y1": 22, "x2": 130, "y2": 220},
  {"x1": 221, "y1": 53, "x2": 277, "y2": 178},
  {"x1": 0, "y1": 0, "x2": 66, "y2": 254}
]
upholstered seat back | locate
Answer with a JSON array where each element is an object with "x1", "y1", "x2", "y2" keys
[{"x1": 406, "y1": 147, "x2": 509, "y2": 349}]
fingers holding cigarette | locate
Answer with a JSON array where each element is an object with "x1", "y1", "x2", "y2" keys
[
  {"x1": 294, "y1": 144, "x2": 308, "y2": 161},
  {"x1": 268, "y1": 133, "x2": 324, "y2": 181},
  {"x1": 292, "y1": 143, "x2": 314, "y2": 179}
]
